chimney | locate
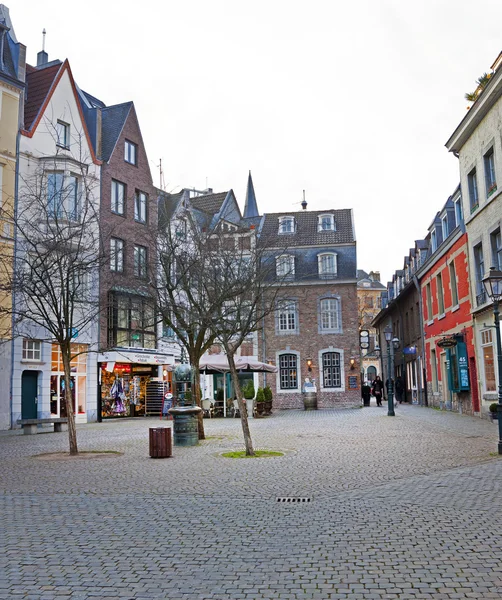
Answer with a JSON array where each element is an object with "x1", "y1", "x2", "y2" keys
[
  {"x1": 301, "y1": 189, "x2": 307, "y2": 210},
  {"x1": 37, "y1": 28, "x2": 47, "y2": 67},
  {"x1": 369, "y1": 271, "x2": 381, "y2": 282}
]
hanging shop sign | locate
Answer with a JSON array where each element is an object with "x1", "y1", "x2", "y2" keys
[{"x1": 437, "y1": 336, "x2": 457, "y2": 349}]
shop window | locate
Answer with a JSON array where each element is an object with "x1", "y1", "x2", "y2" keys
[
  {"x1": 430, "y1": 347, "x2": 438, "y2": 392},
  {"x1": 481, "y1": 329, "x2": 496, "y2": 392},
  {"x1": 50, "y1": 343, "x2": 88, "y2": 417}
]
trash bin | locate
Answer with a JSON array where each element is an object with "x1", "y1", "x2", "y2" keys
[{"x1": 149, "y1": 427, "x2": 172, "y2": 458}]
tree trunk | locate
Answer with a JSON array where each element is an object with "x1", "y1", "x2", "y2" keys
[
  {"x1": 61, "y1": 344, "x2": 78, "y2": 455},
  {"x1": 226, "y1": 351, "x2": 254, "y2": 456},
  {"x1": 192, "y1": 362, "x2": 205, "y2": 440}
]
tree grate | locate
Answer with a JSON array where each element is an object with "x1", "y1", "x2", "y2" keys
[{"x1": 276, "y1": 497, "x2": 312, "y2": 503}]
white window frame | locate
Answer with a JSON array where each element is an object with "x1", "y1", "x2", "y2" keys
[
  {"x1": 111, "y1": 180, "x2": 125, "y2": 215},
  {"x1": 319, "y1": 297, "x2": 341, "y2": 333},
  {"x1": 318, "y1": 252, "x2": 337, "y2": 278},
  {"x1": 276, "y1": 351, "x2": 300, "y2": 393},
  {"x1": 491, "y1": 228, "x2": 502, "y2": 270},
  {"x1": 436, "y1": 273, "x2": 444, "y2": 315},
  {"x1": 481, "y1": 329, "x2": 496, "y2": 392},
  {"x1": 124, "y1": 140, "x2": 137, "y2": 165},
  {"x1": 22, "y1": 339, "x2": 42, "y2": 361},
  {"x1": 276, "y1": 300, "x2": 298, "y2": 334},
  {"x1": 431, "y1": 230, "x2": 437, "y2": 252},
  {"x1": 441, "y1": 215, "x2": 448, "y2": 240},
  {"x1": 454, "y1": 197, "x2": 463, "y2": 227},
  {"x1": 276, "y1": 254, "x2": 295, "y2": 278},
  {"x1": 449, "y1": 261, "x2": 458, "y2": 307},
  {"x1": 484, "y1": 147, "x2": 496, "y2": 195},
  {"x1": 134, "y1": 191, "x2": 147, "y2": 223},
  {"x1": 318, "y1": 214, "x2": 335, "y2": 232},
  {"x1": 47, "y1": 172, "x2": 81, "y2": 221},
  {"x1": 278, "y1": 216, "x2": 295, "y2": 234},
  {"x1": 56, "y1": 120, "x2": 69, "y2": 148},
  {"x1": 110, "y1": 237, "x2": 124, "y2": 272},
  {"x1": 319, "y1": 347, "x2": 345, "y2": 392}
]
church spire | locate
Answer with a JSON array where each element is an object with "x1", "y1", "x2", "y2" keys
[{"x1": 243, "y1": 170, "x2": 259, "y2": 218}]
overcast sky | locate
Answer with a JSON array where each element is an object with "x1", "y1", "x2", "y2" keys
[{"x1": 12, "y1": 0, "x2": 502, "y2": 283}]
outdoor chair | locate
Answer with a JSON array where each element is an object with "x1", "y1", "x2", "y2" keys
[
  {"x1": 232, "y1": 398, "x2": 240, "y2": 418},
  {"x1": 202, "y1": 399, "x2": 214, "y2": 418}
]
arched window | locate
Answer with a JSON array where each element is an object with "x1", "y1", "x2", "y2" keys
[{"x1": 366, "y1": 366, "x2": 377, "y2": 383}]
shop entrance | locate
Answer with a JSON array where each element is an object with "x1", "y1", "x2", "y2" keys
[
  {"x1": 50, "y1": 375, "x2": 76, "y2": 417},
  {"x1": 21, "y1": 371, "x2": 38, "y2": 419}
]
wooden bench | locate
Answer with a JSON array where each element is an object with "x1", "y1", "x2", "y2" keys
[{"x1": 17, "y1": 418, "x2": 68, "y2": 435}]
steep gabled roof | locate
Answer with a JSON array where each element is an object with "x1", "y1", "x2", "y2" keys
[
  {"x1": 243, "y1": 171, "x2": 259, "y2": 218},
  {"x1": 190, "y1": 192, "x2": 228, "y2": 216},
  {"x1": 24, "y1": 61, "x2": 62, "y2": 130},
  {"x1": 157, "y1": 189, "x2": 186, "y2": 228},
  {"x1": 101, "y1": 102, "x2": 133, "y2": 162}
]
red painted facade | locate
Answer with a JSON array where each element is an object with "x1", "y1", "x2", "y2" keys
[{"x1": 420, "y1": 232, "x2": 477, "y2": 412}]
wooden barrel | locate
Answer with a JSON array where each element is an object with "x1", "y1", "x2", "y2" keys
[{"x1": 303, "y1": 392, "x2": 318, "y2": 411}]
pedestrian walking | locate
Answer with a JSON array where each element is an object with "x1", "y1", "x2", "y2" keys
[
  {"x1": 395, "y1": 375, "x2": 404, "y2": 404},
  {"x1": 372, "y1": 376, "x2": 384, "y2": 407},
  {"x1": 361, "y1": 381, "x2": 371, "y2": 407}
]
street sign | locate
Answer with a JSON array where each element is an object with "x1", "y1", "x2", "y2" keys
[
  {"x1": 403, "y1": 346, "x2": 416, "y2": 355},
  {"x1": 70, "y1": 328, "x2": 78, "y2": 339},
  {"x1": 359, "y1": 329, "x2": 370, "y2": 350}
]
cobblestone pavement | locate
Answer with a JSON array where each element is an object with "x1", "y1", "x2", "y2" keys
[{"x1": 2, "y1": 404, "x2": 502, "y2": 599}]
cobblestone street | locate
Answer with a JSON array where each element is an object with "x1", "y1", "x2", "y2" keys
[{"x1": 2, "y1": 404, "x2": 502, "y2": 599}]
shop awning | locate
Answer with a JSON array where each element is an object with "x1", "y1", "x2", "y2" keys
[
  {"x1": 199, "y1": 355, "x2": 278, "y2": 373},
  {"x1": 97, "y1": 349, "x2": 176, "y2": 366}
]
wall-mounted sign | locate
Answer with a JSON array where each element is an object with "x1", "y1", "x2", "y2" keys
[
  {"x1": 437, "y1": 337, "x2": 457, "y2": 349},
  {"x1": 348, "y1": 375, "x2": 358, "y2": 389},
  {"x1": 403, "y1": 346, "x2": 416, "y2": 355}
]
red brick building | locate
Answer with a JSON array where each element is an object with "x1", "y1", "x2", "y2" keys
[{"x1": 417, "y1": 189, "x2": 478, "y2": 414}]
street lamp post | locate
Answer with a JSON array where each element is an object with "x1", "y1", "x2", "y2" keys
[
  {"x1": 384, "y1": 326, "x2": 399, "y2": 417},
  {"x1": 482, "y1": 267, "x2": 502, "y2": 454}
]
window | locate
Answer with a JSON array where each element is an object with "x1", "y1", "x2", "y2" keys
[
  {"x1": 111, "y1": 180, "x2": 125, "y2": 215},
  {"x1": 481, "y1": 329, "x2": 496, "y2": 391},
  {"x1": 277, "y1": 300, "x2": 298, "y2": 334},
  {"x1": 276, "y1": 255, "x2": 295, "y2": 278},
  {"x1": 279, "y1": 354, "x2": 298, "y2": 389},
  {"x1": 320, "y1": 298, "x2": 340, "y2": 331},
  {"x1": 449, "y1": 261, "x2": 458, "y2": 307},
  {"x1": 430, "y1": 347, "x2": 438, "y2": 393},
  {"x1": 318, "y1": 253, "x2": 337, "y2": 278},
  {"x1": 124, "y1": 140, "x2": 137, "y2": 165},
  {"x1": 322, "y1": 352, "x2": 341, "y2": 388},
  {"x1": 426, "y1": 282, "x2": 433, "y2": 320},
  {"x1": 69, "y1": 269, "x2": 89, "y2": 299},
  {"x1": 134, "y1": 191, "x2": 147, "y2": 223},
  {"x1": 134, "y1": 245, "x2": 147, "y2": 278},
  {"x1": 47, "y1": 173, "x2": 80, "y2": 220},
  {"x1": 441, "y1": 215, "x2": 448, "y2": 240},
  {"x1": 473, "y1": 243, "x2": 485, "y2": 301},
  {"x1": 278, "y1": 216, "x2": 295, "y2": 234},
  {"x1": 491, "y1": 228, "x2": 502, "y2": 270},
  {"x1": 454, "y1": 197, "x2": 463, "y2": 227},
  {"x1": 22, "y1": 339, "x2": 42, "y2": 361},
  {"x1": 468, "y1": 169, "x2": 479, "y2": 211},
  {"x1": 364, "y1": 296, "x2": 374, "y2": 308},
  {"x1": 239, "y1": 236, "x2": 251, "y2": 251},
  {"x1": 111, "y1": 294, "x2": 156, "y2": 349},
  {"x1": 431, "y1": 230, "x2": 437, "y2": 252},
  {"x1": 436, "y1": 273, "x2": 444, "y2": 315},
  {"x1": 318, "y1": 214, "x2": 335, "y2": 232},
  {"x1": 484, "y1": 147, "x2": 496, "y2": 195},
  {"x1": 110, "y1": 238, "x2": 124, "y2": 272},
  {"x1": 56, "y1": 120, "x2": 69, "y2": 148}
]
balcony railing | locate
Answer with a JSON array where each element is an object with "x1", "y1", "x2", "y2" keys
[{"x1": 476, "y1": 290, "x2": 487, "y2": 306}]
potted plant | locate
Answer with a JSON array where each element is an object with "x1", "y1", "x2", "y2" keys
[
  {"x1": 242, "y1": 380, "x2": 255, "y2": 418},
  {"x1": 489, "y1": 403, "x2": 499, "y2": 420},
  {"x1": 263, "y1": 386, "x2": 273, "y2": 415},
  {"x1": 255, "y1": 387, "x2": 265, "y2": 416}
]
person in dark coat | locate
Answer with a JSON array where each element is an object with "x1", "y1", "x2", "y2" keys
[
  {"x1": 361, "y1": 381, "x2": 371, "y2": 407},
  {"x1": 395, "y1": 376, "x2": 404, "y2": 404},
  {"x1": 372, "y1": 376, "x2": 384, "y2": 407}
]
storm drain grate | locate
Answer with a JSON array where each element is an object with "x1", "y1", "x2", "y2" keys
[{"x1": 276, "y1": 497, "x2": 312, "y2": 503}]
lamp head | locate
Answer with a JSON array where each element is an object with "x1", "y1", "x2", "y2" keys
[
  {"x1": 384, "y1": 325, "x2": 392, "y2": 343},
  {"x1": 306, "y1": 358, "x2": 313, "y2": 372},
  {"x1": 350, "y1": 358, "x2": 356, "y2": 370},
  {"x1": 483, "y1": 266, "x2": 502, "y2": 302}
]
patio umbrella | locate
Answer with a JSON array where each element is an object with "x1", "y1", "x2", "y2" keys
[{"x1": 198, "y1": 355, "x2": 278, "y2": 416}]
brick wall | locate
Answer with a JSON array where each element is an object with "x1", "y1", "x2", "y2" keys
[{"x1": 259, "y1": 282, "x2": 360, "y2": 410}]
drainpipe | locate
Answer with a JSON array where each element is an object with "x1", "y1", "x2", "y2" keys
[
  {"x1": 261, "y1": 294, "x2": 267, "y2": 388},
  {"x1": 413, "y1": 274, "x2": 427, "y2": 406},
  {"x1": 10, "y1": 92, "x2": 23, "y2": 428}
]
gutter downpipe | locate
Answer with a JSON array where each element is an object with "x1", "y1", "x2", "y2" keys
[
  {"x1": 413, "y1": 274, "x2": 426, "y2": 406},
  {"x1": 10, "y1": 93, "x2": 23, "y2": 428}
]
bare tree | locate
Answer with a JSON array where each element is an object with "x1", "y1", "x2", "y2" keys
[{"x1": 0, "y1": 139, "x2": 104, "y2": 454}]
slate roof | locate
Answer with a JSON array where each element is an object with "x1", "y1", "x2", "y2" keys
[
  {"x1": 24, "y1": 62, "x2": 62, "y2": 130},
  {"x1": 243, "y1": 171, "x2": 259, "y2": 218},
  {"x1": 157, "y1": 189, "x2": 185, "y2": 228},
  {"x1": 81, "y1": 90, "x2": 106, "y2": 109},
  {"x1": 190, "y1": 192, "x2": 228, "y2": 216},
  {"x1": 357, "y1": 270, "x2": 386, "y2": 289},
  {"x1": 259, "y1": 209, "x2": 354, "y2": 248},
  {"x1": 101, "y1": 102, "x2": 132, "y2": 162}
]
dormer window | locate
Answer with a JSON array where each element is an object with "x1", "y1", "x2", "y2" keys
[
  {"x1": 431, "y1": 230, "x2": 437, "y2": 252},
  {"x1": 278, "y1": 216, "x2": 295, "y2": 234},
  {"x1": 441, "y1": 215, "x2": 448, "y2": 240},
  {"x1": 318, "y1": 214, "x2": 335, "y2": 232},
  {"x1": 276, "y1": 254, "x2": 295, "y2": 278},
  {"x1": 318, "y1": 253, "x2": 337, "y2": 279}
]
